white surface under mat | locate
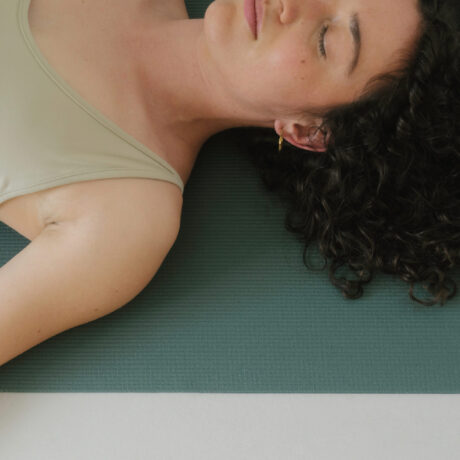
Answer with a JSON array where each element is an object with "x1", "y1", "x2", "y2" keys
[{"x1": 1, "y1": 393, "x2": 459, "y2": 460}]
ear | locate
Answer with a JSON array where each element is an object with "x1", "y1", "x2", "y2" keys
[{"x1": 274, "y1": 120, "x2": 330, "y2": 153}]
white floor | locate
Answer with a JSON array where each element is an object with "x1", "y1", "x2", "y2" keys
[{"x1": 1, "y1": 394, "x2": 459, "y2": 460}]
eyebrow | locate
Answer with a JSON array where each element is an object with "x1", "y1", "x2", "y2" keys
[{"x1": 347, "y1": 12, "x2": 361, "y2": 77}]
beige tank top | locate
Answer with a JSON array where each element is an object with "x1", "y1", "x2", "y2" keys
[{"x1": 0, "y1": 0, "x2": 185, "y2": 207}]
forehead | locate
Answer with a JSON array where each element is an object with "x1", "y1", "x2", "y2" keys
[{"x1": 355, "y1": 0, "x2": 423, "y2": 87}]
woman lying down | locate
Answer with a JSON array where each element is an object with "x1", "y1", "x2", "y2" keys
[{"x1": 0, "y1": 0, "x2": 458, "y2": 366}]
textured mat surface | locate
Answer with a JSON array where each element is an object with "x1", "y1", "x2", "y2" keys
[{"x1": 1, "y1": 0, "x2": 459, "y2": 392}]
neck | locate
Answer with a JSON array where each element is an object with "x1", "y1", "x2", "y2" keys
[{"x1": 129, "y1": 17, "x2": 273, "y2": 157}]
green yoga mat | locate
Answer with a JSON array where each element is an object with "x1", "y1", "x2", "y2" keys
[{"x1": 1, "y1": 1, "x2": 460, "y2": 393}]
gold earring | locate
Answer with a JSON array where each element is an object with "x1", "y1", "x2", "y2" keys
[{"x1": 278, "y1": 135, "x2": 284, "y2": 152}]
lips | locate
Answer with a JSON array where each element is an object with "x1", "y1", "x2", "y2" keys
[
  {"x1": 244, "y1": 0, "x2": 258, "y2": 39},
  {"x1": 255, "y1": 0, "x2": 264, "y2": 37}
]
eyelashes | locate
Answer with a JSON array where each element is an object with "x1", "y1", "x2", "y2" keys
[{"x1": 318, "y1": 24, "x2": 329, "y2": 58}]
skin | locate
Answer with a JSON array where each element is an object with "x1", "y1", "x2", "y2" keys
[{"x1": 127, "y1": 0, "x2": 423, "y2": 157}]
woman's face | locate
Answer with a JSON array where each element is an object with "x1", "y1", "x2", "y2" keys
[{"x1": 203, "y1": 0, "x2": 423, "y2": 131}]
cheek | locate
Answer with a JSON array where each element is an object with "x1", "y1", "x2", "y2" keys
[
  {"x1": 272, "y1": 40, "x2": 312, "y2": 72},
  {"x1": 265, "y1": 45, "x2": 315, "y2": 98}
]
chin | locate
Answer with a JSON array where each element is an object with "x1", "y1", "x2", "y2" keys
[{"x1": 204, "y1": 0, "x2": 237, "y2": 43}]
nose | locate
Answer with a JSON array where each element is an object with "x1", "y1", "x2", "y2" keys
[{"x1": 279, "y1": 0, "x2": 331, "y2": 24}]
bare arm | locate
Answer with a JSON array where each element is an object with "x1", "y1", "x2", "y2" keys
[{"x1": 0, "y1": 196, "x2": 181, "y2": 367}]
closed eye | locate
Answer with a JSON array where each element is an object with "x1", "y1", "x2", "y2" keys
[{"x1": 318, "y1": 24, "x2": 329, "y2": 58}]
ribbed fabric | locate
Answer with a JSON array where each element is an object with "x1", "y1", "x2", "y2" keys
[{"x1": 2, "y1": 133, "x2": 460, "y2": 393}]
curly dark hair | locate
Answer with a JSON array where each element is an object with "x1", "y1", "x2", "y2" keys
[{"x1": 236, "y1": 0, "x2": 460, "y2": 307}]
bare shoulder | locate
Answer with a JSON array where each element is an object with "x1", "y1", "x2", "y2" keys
[{"x1": 41, "y1": 178, "x2": 183, "y2": 246}]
